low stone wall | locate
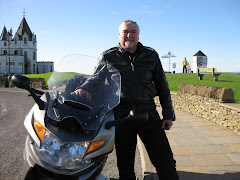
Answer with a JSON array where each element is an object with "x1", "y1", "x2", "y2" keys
[
  {"x1": 155, "y1": 84, "x2": 240, "y2": 134},
  {"x1": 177, "y1": 84, "x2": 235, "y2": 103},
  {"x1": 0, "y1": 77, "x2": 9, "y2": 87},
  {"x1": 171, "y1": 92, "x2": 240, "y2": 134},
  {"x1": 8, "y1": 78, "x2": 46, "y2": 89}
]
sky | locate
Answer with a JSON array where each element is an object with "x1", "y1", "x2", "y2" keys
[{"x1": 0, "y1": 0, "x2": 240, "y2": 73}]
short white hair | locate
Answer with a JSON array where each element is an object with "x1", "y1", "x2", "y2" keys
[{"x1": 119, "y1": 20, "x2": 140, "y2": 33}]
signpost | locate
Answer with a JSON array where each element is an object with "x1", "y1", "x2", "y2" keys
[
  {"x1": 161, "y1": 52, "x2": 176, "y2": 72},
  {"x1": 172, "y1": 62, "x2": 176, "y2": 73}
]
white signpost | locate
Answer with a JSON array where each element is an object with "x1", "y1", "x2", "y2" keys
[{"x1": 161, "y1": 52, "x2": 176, "y2": 72}]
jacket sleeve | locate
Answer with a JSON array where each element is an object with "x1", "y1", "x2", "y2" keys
[
  {"x1": 80, "y1": 54, "x2": 107, "y2": 93},
  {"x1": 153, "y1": 53, "x2": 175, "y2": 121}
]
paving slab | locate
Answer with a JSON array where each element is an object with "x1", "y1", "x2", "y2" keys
[
  {"x1": 225, "y1": 144, "x2": 240, "y2": 152},
  {"x1": 174, "y1": 156, "x2": 194, "y2": 167},
  {"x1": 191, "y1": 144, "x2": 230, "y2": 154},
  {"x1": 168, "y1": 139, "x2": 181, "y2": 147},
  {"x1": 207, "y1": 136, "x2": 240, "y2": 144},
  {"x1": 225, "y1": 153, "x2": 240, "y2": 165},
  {"x1": 205, "y1": 129, "x2": 239, "y2": 137},
  {"x1": 171, "y1": 146, "x2": 196, "y2": 156},
  {"x1": 189, "y1": 121, "x2": 216, "y2": 127},
  {"x1": 176, "y1": 137, "x2": 211, "y2": 146},
  {"x1": 188, "y1": 154, "x2": 235, "y2": 166}
]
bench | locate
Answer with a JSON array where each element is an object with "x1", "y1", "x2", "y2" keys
[{"x1": 197, "y1": 68, "x2": 220, "y2": 81}]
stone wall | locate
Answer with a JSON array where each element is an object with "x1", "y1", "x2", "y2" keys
[
  {"x1": 155, "y1": 84, "x2": 240, "y2": 134},
  {"x1": 0, "y1": 77, "x2": 46, "y2": 89},
  {"x1": 177, "y1": 84, "x2": 235, "y2": 103},
  {"x1": 0, "y1": 77, "x2": 9, "y2": 87}
]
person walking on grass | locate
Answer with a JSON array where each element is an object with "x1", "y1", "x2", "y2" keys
[{"x1": 182, "y1": 57, "x2": 189, "y2": 73}]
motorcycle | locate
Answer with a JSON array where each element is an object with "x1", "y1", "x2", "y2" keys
[{"x1": 11, "y1": 55, "x2": 148, "y2": 180}]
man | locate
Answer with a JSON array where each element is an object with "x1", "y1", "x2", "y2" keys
[
  {"x1": 74, "y1": 20, "x2": 179, "y2": 180},
  {"x1": 182, "y1": 57, "x2": 189, "y2": 73}
]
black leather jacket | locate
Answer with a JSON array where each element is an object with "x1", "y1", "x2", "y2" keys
[{"x1": 82, "y1": 42, "x2": 175, "y2": 121}]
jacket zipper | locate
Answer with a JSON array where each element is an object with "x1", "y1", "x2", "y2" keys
[
  {"x1": 129, "y1": 55, "x2": 135, "y2": 71},
  {"x1": 130, "y1": 62, "x2": 134, "y2": 71},
  {"x1": 128, "y1": 55, "x2": 137, "y2": 106}
]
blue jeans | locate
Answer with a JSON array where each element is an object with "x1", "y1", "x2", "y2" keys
[{"x1": 115, "y1": 110, "x2": 179, "y2": 180}]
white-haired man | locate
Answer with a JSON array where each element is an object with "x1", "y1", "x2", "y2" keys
[{"x1": 74, "y1": 20, "x2": 179, "y2": 180}]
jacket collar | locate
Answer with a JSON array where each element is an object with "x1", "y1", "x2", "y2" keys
[{"x1": 118, "y1": 42, "x2": 144, "y2": 57}]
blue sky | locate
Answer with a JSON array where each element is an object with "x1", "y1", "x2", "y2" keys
[{"x1": 0, "y1": 0, "x2": 239, "y2": 72}]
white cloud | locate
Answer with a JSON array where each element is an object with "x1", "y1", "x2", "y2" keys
[
  {"x1": 136, "y1": 10, "x2": 154, "y2": 14},
  {"x1": 111, "y1": 11, "x2": 120, "y2": 15}
]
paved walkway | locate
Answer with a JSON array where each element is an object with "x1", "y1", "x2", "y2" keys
[{"x1": 138, "y1": 107, "x2": 240, "y2": 180}]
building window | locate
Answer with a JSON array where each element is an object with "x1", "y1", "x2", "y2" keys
[
  {"x1": 33, "y1": 64, "x2": 35, "y2": 73},
  {"x1": 19, "y1": 50, "x2": 23, "y2": 56},
  {"x1": 15, "y1": 37, "x2": 17, "y2": 44},
  {"x1": 4, "y1": 42, "x2": 7, "y2": 46},
  {"x1": 42, "y1": 65, "x2": 46, "y2": 73},
  {"x1": 33, "y1": 52, "x2": 36, "y2": 60},
  {"x1": 14, "y1": 50, "x2": 18, "y2": 55},
  {"x1": 33, "y1": 38, "x2": 35, "y2": 45},
  {"x1": 7, "y1": 62, "x2": 15, "y2": 65},
  {"x1": 24, "y1": 51, "x2": 27, "y2": 60},
  {"x1": 4, "y1": 50, "x2": 7, "y2": 55},
  {"x1": 24, "y1": 37, "x2": 27, "y2": 44}
]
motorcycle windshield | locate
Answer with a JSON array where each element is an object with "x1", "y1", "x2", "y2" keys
[{"x1": 46, "y1": 55, "x2": 120, "y2": 131}]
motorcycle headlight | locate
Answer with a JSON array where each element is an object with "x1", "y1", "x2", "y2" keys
[
  {"x1": 33, "y1": 119, "x2": 93, "y2": 170},
  {"x1": 42, "y1": 131, "x2": 90, "y2": 166}
]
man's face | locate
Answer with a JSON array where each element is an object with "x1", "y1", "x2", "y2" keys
[{"x1": 119, "y1": 24, "x2": 139, "y2": 52}]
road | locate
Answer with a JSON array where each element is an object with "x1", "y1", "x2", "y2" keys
[{"x1": 0, "y1": 88, "x2": 143, "y2": 180}]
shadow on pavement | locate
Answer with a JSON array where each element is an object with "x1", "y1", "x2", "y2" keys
[{"x1": 144, "y1": 171, "x2": 240, "y2": 180}]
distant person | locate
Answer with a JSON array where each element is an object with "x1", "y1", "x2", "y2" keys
[
  {"x1": 187, "y1": 63, "x2": 191, "y2": 73},
  {"x1": 182, "y1": 57, "x2": 188, "y2": 73}
]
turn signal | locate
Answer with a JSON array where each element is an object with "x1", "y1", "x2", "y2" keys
[
  {"x1": 85, "y1": 140, "x2": 105, "y2": 154},
  {"x1": 34, "y1": 119, "x2": 45, "y2": 142}
]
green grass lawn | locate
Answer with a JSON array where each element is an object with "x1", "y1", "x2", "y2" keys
[
  {"x1": 166, "y1": 73, "x2": 240, "y2": 103},
  {"x1": 24, "y1": 72, "x2": 53, "y2": 84},
  {"x1": 24, "y1": 72, "x2": 240, "y2": 103}
]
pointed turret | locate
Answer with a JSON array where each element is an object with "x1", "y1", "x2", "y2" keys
[
  {"x1": 194, "y1": 50, "x2": 206, "y2": 57},
  {"x1": 16, "y1": 17, "x2": 33, "y2": 41},
  {"x1": 0, "y1": 26, "x2": 8, "y2": 40}
]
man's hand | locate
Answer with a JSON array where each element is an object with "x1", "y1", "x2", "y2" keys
[
  {"x1": 162, "y1": 119, "x2": 173, "y2": 130},
  {"x1": 71, "y1": 88, "x2": 92, "y2": 99}
]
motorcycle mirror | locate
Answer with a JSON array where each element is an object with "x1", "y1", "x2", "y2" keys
[
  {"x1": 129, "y1": 109, "x2": 148, "y2": 123},
  {"x1": 11, "y1": 74, "x2": 45, "y2": 110},
  {"x1": 11, "y1": 75, "x2": 30, "y2": 90}
]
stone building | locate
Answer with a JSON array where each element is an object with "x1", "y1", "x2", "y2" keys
[{"x1": 37, "y1": 61, "x2": 54, "y2": 74}]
